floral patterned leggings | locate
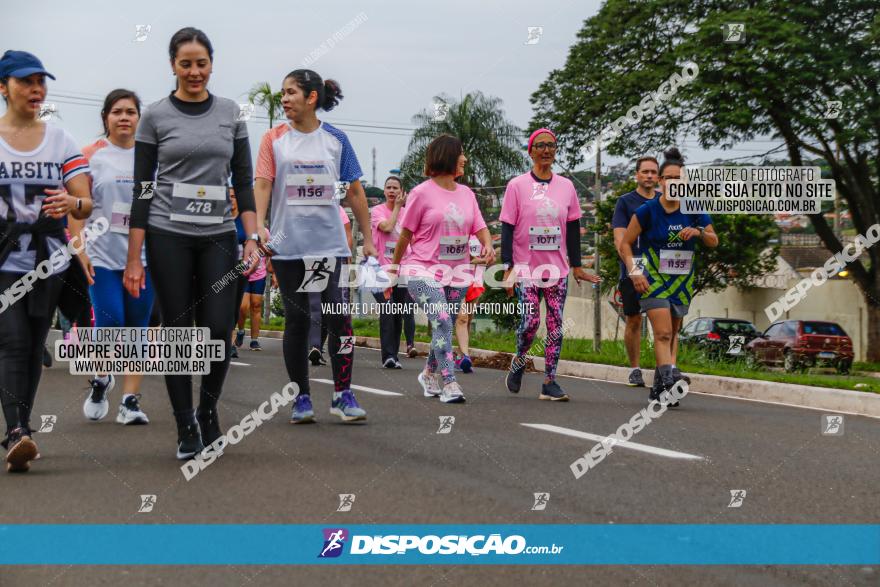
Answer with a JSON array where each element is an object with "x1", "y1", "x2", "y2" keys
[
  {"x1": 409, "y1": 278, "x2": 467, "y2": 385},
  {"x1": 514, "y1": 279, "x2": 568, "y2": 381}
]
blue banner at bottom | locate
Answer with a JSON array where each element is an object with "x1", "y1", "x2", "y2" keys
[{"x1": 1, "y1": 525, "x2": 878, "y2": 565}]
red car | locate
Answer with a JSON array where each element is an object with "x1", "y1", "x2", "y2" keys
[{"x1": 745, "y1": 320, "x2": 854, "y2": 374}]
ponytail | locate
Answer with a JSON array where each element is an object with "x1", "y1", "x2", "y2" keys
[{"x1": 284, "y1": 69, "x2": 343, "y2": 112}]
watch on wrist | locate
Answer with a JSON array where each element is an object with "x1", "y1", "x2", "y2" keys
[{"x1": 245, "y1": 233, "x2": 261, "y2": 243}]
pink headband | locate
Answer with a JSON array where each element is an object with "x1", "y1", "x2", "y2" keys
[{"x1": 528, "y1": 128, "x2": 557, "y2": 152}]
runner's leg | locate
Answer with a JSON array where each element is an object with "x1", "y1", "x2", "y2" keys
[{"x1": 274, "y1": 259, "x2": 311, "y2": 395}]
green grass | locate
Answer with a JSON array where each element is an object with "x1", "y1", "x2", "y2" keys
[
  {"x1": 854, "y1": 361, "x2": 880, "y2": 373},
  {"x1": 253, "y1": 317, "x2": 880, "y2": 393}
]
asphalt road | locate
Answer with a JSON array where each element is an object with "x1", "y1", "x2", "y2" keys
[{"x1": 2, "y1": 332, "x2": 878, "y2": 586}]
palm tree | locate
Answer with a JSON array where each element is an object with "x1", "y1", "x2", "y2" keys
[
  {"x1": 248, "y1": 82, "x2": 283, "y2": 324},
  {"x1": 248, "y1": 82, "x2": 283, "y2": 129},
  {"x1": 400, "y1": 92, "x2": 528, "y2": 189}
]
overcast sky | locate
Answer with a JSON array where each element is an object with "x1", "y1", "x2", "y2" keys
[{"x1": 7, "y1": 0, "x2": 776, "y2": 185}]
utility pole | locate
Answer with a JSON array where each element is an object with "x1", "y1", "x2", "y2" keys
[
  {"x1": 593, "y1": 146, "x2": 602, "y2": 351},
  {"x1": 372, "y1": 147, "x2": 377, "y2": 188},
  {"x1": 834, "y1": 143, "x2": 842, "y2": 236}
]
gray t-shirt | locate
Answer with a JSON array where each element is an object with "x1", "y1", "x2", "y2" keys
[{"x1": 134, "y1": 96, "x2": 247, "y2": 236}]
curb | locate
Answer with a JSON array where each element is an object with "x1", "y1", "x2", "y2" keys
[{"x1": 256, "y1": 329, "x2": 880, "y2": 419}]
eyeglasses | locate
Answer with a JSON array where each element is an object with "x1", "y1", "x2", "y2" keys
[{"x1": 532, "y1": 142, "x2": 557, "y2": 151}]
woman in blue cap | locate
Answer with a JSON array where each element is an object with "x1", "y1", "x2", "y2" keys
[{"x1": 0, "y1": 50, "x2": 94, "y2": 472}]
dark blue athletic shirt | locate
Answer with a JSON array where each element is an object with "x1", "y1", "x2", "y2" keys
[{"x1": 611, "y1": 190, "x2": 659, "y2": 279}]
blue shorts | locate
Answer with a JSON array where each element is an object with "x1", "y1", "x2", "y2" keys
[
  {"x1": 244, "y1": 277, "x2": 266, "y2": 295},
  {"x1": 89, "y1": 267, "x2": 155, "y2": 328}
]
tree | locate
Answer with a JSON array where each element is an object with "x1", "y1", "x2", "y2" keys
[
  {"x1": 594, "y1": 180, "x2": 778, "y2": 295},
  {"x1": 531, "y1": 0, "x2": 880, "y2": 358},
  {"x1": 400, "y1": 92, "x2": 528, "y2": 189},
  {"x1": 248, "y1": 82, "x2": 283, "y2": 129}
]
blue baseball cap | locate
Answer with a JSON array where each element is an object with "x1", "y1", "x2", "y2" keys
[{"x1": 0, "y1": 50, "x2": 56, "y2": 80}]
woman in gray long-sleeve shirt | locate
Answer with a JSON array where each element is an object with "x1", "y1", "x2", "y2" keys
[{"x1": 123, "y1": 27, "x2": 262, "y2": 460}]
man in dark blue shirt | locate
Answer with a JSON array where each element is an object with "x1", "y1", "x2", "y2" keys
[{"x1": 612, "y1": 156, "x2": 660, "y2": 387}]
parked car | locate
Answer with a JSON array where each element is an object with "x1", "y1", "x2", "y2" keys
[
  {"x1": 679, "y1": 318, "x2": 761, "y2": 359},
  {"x1": 744, "y1": 320, "x2": 854, "y2": 374}
]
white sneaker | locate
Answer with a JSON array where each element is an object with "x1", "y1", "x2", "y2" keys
[
  {"x1": 83, "y1": 375, "x2": 115, "y2": 420},
  {"x1": 440, "y1": 381, "x2": 466, "y2": 404},
  {"x1": 116, "y1": 394, "x2": 149, "y2": 425},
  {"x1": 418, "y1": 370, "x2": 441, "y2": 398}
]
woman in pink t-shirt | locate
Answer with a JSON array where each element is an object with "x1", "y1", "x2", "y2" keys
[
  {"x1": 388, "y1": 135, "x2": 494, "y2": 403},
  {"x1": 500, "y1": 128, "x2": 600, "y2": 401},
  {"x1": 370, "y1": 176, "x2": 416, "y2": 367}
]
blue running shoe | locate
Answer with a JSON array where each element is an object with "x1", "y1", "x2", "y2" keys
[
  {"x1": 330, "y1": 390, "x2": 367, "y2": 422},
  {"x1": 459, "y1": 355, "x2": 473, "y2": 373},
  {"x1": 290, "y1": 394, "x2": 315, "y2": 424}
]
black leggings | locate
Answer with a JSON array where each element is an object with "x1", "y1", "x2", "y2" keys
[
  {"x1": 273, "y1": 258, "x2": 352, "y2": 395},
  {"x1": 145, "y1": 230, "x2": 237, "y2": 414},
  {"x1": 371, "y1": 285, "x2": 413, "y2": 361},
  {"x1": 0, "y1": 272, "x2": 62, "y2": 434}
]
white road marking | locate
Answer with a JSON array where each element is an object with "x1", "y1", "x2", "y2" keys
[
  {"x1": 310, "y1": 379, "x2": 403, "y2": 396},
  {"x1": 521, "y1": 423, "x2": 704, "y2": 460},
  {"x1": 229, "y1": 361, "x2": 250, "y2": 366}
]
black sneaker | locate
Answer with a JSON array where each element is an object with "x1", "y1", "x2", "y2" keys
[
  {"x1": 42, "y1": 345, "x2": 52, "y2": 368},
  {"x1": 382, "y1": 357, "x2": 397, "y2": 369},
  {"x1": 649, "y1": 379, "x2": 664, "y2": 402},
  {"x1": 5, "y1": 427, "x2": 38, "y2": 473},
  {"x1": 672, "y1": 367, "x2": 691, "y2": 385},
  {"x1": 627, "y1": 368, "x2": 645, "y2": 387},
  {"x1": 656, "y1": 377, "x2": 679, "y2": 408},
  {"x1": 250, "y1": 340, "x2": 262, "y2": 351},
  {"x1": 197, "y1": 408, "x2": 223, "y2": 448},
  {"x1": 539, "y1": 380, "x2": 570, "y2": 402},
  {"x1": 234, "y1": 329, "x2": 245, "y2": 347},
  {"x1": 506, "y1": 358, "x2": 525, "y2": 393},
  {"x1": 309, "y1": 347, "x2": 325, "y2": 366},
  {"x1": 230, "y1": 345, "x2": 239, "y2": 359},
  {"x1": 176, "y1": 423, "x2": 204, "y2": 460}
]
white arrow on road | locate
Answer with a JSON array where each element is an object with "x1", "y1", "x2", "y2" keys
[
  {"x1": 521, "y1": 423, "x2": 704, "y2": 460},
  {"x1": 310, "y1": 379, "x2": 403, "y2": 396}
]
